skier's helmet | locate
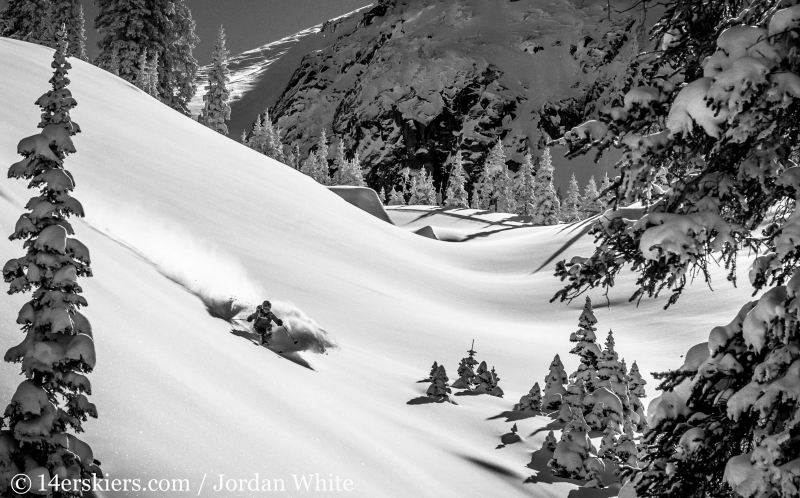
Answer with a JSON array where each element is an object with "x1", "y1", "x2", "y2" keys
[{"x1": 263, "y1": 300, "x2": 271, "y2": 309}]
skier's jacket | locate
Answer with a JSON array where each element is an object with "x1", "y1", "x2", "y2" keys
[{"x1": 246, "y1": 305, "x2": 283, "y2": 332}]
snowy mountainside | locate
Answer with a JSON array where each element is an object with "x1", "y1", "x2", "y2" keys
[
  {"x1": 188, "y1": 5, "x2": 374, "y2": 140},
  {"x1": 1, "y1": 38, "x2": 754, "y2": 497},
  {"x1": 266, "y1": 0, "x2": 647, "y2": 190}
]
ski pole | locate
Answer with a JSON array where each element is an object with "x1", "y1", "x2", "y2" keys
[{"x1": 283, "y1": 325, "x2": 299, "y2": 344}]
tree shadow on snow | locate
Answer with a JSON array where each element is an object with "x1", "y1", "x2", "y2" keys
[
  {"x1": 527, "y1": 414, "x2": 564, "y2": 438},
  {"x1": 525, "y1": 447, "x2": 622, "y2": 495},
  {"x1": 407, "y1": 396, "x2": 457, "y2": 405},
  {"x1": 497, "y1": 431, "x2": 522, "y2": 449},
  {"x1": 525, "y1": 448, "x2": 570, "y2": 486},
  {"x1": 487, "y1": 409, "x2": 540, "y2": 422},
  {"x1": 228, "y1": 328, "x2": 315, "y2": 371},
  {"x1": 530, "y1": 217, "x2": 597, "y2": 275},
  {"x1": 567, "y1": 484, "x2": 620, "y2": 498},
  {"x1": 458, "y1": 454, "x2": 521, "y2": 479}
]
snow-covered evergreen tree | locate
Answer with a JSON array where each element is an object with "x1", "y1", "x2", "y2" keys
[
  {"x1": 50, "y1": 1, "x2": 87, "y2": 60},
  {"x1": 428, "y1": 361, "x2": 439, "y2": 381},
  {"x1": 135, "y1": 48, "x2": 149, "y2": 92},
  {"x1": 558, "y1": 3, "x2": 800, "y2": 497},
  {"x1": 345, "y1": 153, "x2": 366, "y2": 187},
  {"x1": 95, "y1": 0, "x2": 199, "y2": 114},
  {"x1": 378, "y1": 187, "x2": 387, "y2": 204},
  {"x1": 518, "y1": 382, "x2": 542, "y2": 412},
  {"x1": 288, "y1": 143, "x2": 301, "y2": 170},
  {"x1": 451, "y1": 342, "x2": 479, "y2": 390},
  {"x1": 549, "y1": 410, "x2": 602, "y2": 482},
  {"x1": 48, "y1": 1, "x2": 85, "y2": 59},
  {"x1": 569, "y1": 296, "x2": 601, "y2": 369},
  {"x1": 444, "y1": 152, "x2": 468, "y2": 208},
  {"x1": 426, "y1": 365, "x2": 451, "y2": 401},
  {"x1": 332, "y1": 139, "x2": 347, "y2": 184},
  {"x1": 562, "y1": 376, "x2": 586, "y2": 414},
  {"x1": 543, "y1": 354, "x2": 568, "y2": 410},
  {"x1": 496, "y1": 165, "x2": 516, "y2": 214},
  {"x1": 562, "y1": 296, "x2": 602, "y2": 413},
  {"x1": 387, "y1": 187, "x2": 405, "y2": 206},
  {"x1": 627, "y1": 361, "x2": 646, "y2": 398},
  {"x1": 147, "y1": 51, "x2": 160, "y2": 98},
  {"x1": 409, "y1": 169, "x2": 436, "y2": 205},
  {"x1": 532, "y1": 147, "x2": 560, "y2": 224},
  {"x1": 562, "y1": 173, "x2": 582, "y2": 222},
  {"x1": 300, "y1": 132, "x2": 330, "y2": 184},
  {"x1": 198, "y1": 25, "x2": 231, "y2": 135},
  {"x1": 333, "y1": 143, "x2": 366, "y2": 186},
  {"x1": 0, "y1": 0, "x2": 53, "y2": 46},
  {"x1": 472, "y1": 140, "x2": 507, "y2": 211},
  {"x1": 598, "y1": 421, "x2": 620, "y2": 458},
  {"x1": 513, "y1": 152, "x2": 536, "y2": 216},
  {"x1": 2, "y1": 26, "x2": 101, "y2": 493},
  {"x1": 475, "y1": 361, "x2": 503, "y2": 397},
  {"x1": 544, "y1": 430, "x2": 558, "y2": 451},
  {"x1": 580, "y1": 176, "x2": 602, "y2": 218},
  {"x1": 162, "y1": 0, "x2": 199, "y2": 114},
  {"x1": 599, "y1": 172, "x2": 613, "y2": 211},
  {"x1": 104, "y1": 45, "x2": 120, "y2": 76}
]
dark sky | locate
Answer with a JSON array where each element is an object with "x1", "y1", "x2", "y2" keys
[{"x1": 1, "y1": 1, "x2": 372, "y2": 65}]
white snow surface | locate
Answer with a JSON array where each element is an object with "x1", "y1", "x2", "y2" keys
[{"x1": 0, "y1": 39, "x2": 758, "y2": 497}]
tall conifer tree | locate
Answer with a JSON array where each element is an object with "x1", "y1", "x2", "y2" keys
[
  {"x1": 95, "y1": 0, "x2": 198, "y2": 114},
  {"x1": 2, "y1": 26, "x2": 100, "y2": 494},
  {"x1": 199, "y1": 25, "x2": 231, "y2": 135}
]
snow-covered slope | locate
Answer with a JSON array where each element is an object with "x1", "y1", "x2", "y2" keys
[
  {"x1": 188, "y1": 5, "x2": 374, "y2": 140},
  {"x1": 1, "y1": 39, "x2": 752, "y2": 497}
]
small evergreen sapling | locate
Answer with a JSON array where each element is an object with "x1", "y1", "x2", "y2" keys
[
  {"x1": 426, "y1": 365, "x2": 451, "y2": 401},
  {"x1": 451, "y1": 341, "x2": 479, "y2": 390},
  {"x1": 518, "y1": 382, "x2": 542, "y2": 412},
  {"x1": 544, "y1": 430, "x2": 558, "y2": 451},
  {"x1": 475, "y1": 361, "x2": 503, "y2": 397},
  {"x1": 428, "y1": 361, "x2": 439, "y2": 381},
  {"x1": 543, "y1": 354, "x2": 568, "y2": 410}
]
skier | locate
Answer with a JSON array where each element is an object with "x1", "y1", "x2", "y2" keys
[{"x1": 246, "y1": 301, "x2": 283, "y2": 346}]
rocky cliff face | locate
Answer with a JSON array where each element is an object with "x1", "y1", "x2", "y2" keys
[{"x1": 268, "y1": 0, "x2": 646, "y2": 191}]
